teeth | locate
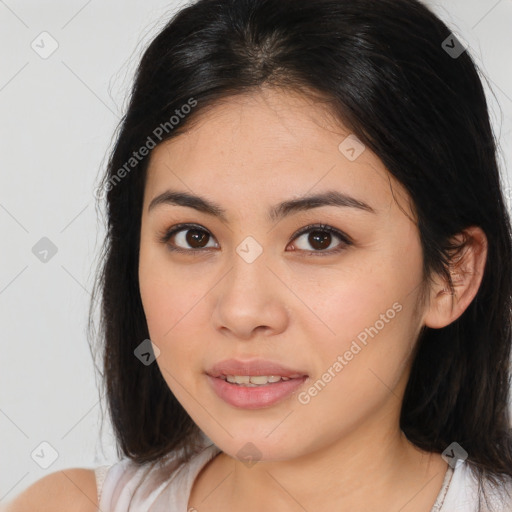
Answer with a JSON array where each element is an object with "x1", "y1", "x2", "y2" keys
[
  {"x1": 223, "y1": 375, "x2": 293, "y2": 386},
  {"x1": 227, "y1": 375, "x2": 250, "y2": 384}
]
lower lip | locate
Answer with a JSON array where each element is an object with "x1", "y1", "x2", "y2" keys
[{"x1": 207, "y1": 375, "x2": 308, "y2": 409}]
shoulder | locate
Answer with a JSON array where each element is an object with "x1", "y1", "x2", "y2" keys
[
  {"x1": 1, "y1": 468, "x2": 98, "y2": 512},
  {"x1": 442, "y1": 461, "x2": 512, "y2": 511},
  {"x1": 95, "y1": 443, "x2": 222, "y2": 510}
]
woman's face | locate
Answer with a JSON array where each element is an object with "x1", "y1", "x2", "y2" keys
[{"x1": 138, "y1": 87, "x2": 428, "y2": 461}]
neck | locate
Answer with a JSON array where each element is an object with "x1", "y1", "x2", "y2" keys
[{"x1": 204, "y1": 420, "x2": 448, "y2": 512}]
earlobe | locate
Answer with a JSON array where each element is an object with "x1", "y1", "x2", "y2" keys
[{"x1": 422, "y1": 226, "x2": 488, "y2": 329}]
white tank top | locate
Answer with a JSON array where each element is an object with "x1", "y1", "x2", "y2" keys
[{"x1": 94, "y1": 442, "x2": 512, "y2": 511}]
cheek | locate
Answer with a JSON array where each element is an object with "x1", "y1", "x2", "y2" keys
[
  {"x1": 291, "y1": 264, "x2": 400, "y2": 350},
  {"x1": 139, "y1": 273, "x2": 199, "y2": 350},
  {"x1": 138, "y1": 257, "x2": 171, "y2": 338},
  {"x1": 312, "y1": 284, "x2": 410, "y2": 381},
  {"x1": 138, "y1": 272, "x2": 198, "y2": 400},
  {"x1": 138, "y1": 249, "x2": 210, "y2": 380},
  {"x1": 297, "y1": 298, "x2": 416, "y2": 433},
  {"x1": 139, "y1": 240, "x2": 193, "y2": 336},
  {"x1": 299, "y1": 246, "x2": 422, "y2": 392}
]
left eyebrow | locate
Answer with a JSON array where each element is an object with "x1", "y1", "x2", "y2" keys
[{"x1": 147, "y1": 188, "x2": 376, "y2": 223}]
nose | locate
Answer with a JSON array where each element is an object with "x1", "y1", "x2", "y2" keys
[{"x1": 211, "y1": 247, "x2": 290, "y2": 341}]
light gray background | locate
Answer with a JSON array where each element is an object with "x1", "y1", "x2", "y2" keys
[{"x1": 1, "y1": 0, "x2": 511, "y2": 502}]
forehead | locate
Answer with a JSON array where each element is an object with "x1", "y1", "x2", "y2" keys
[
  {"x1": 143, "y1": 87, "x2": 411, "y2": 218},
  {"x1": 148, "y1": 87, "x2": 353, "y2": 168}
]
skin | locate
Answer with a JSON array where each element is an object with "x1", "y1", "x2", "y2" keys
[{"x1": 138, "y1": 86, "x2": 488, "y2": 511}]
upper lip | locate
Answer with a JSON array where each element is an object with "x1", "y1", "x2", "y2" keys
[{"x1": 206, "y1": 358, "x2": 308, "y2": 378}]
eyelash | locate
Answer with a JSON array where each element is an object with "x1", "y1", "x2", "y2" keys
[{"x1": 158, "y1": 222, "x2": 353, "y2": 257}]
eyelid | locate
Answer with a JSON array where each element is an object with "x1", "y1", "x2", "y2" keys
[{"x1": 158, "y1": 222, "x2": 353, "y2": 255}]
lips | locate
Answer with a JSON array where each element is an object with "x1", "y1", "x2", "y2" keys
[
  {"x1": 205, "y1": 358, "x2": 309, "y2": 409},
  {"x1": 206, "y1": 358, "x2": 308, "y2": 379}
]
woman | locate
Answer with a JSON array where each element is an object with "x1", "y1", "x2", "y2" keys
[{"x1": 5, "y1": 0, "x2": 512, "y2": 510}]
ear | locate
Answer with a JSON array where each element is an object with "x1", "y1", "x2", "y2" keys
[{"x1": 422, "y1": 226, "x2": 488, "y2": 329}]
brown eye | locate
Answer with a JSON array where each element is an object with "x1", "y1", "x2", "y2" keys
[
  {"x1": 184, "y1": 228, "x2": 210, "y2": 248},
  {"x1": 288, "y1": 224, "x2": 352, "y2": 255},
  {"x1": 160, "y1": 224, "x2": 218, "y2": 253},
  {"x1": 308, "y1": 230, "x2": 332, "y2": 250},
  {"x1": 160, "y1": 222, "x2": 351, "y2": 256}
]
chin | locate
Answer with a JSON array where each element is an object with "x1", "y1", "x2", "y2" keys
[{"x1": 210, "y1": 430, "x2": 308, "y2": 464}]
